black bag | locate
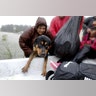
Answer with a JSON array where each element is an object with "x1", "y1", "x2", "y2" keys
[
  {"x1": 46, "y1": 61, "x2": 96, "y2": 80},
  {"x1": 54, "y1": 16, "x2": 82, "y2": 60},
  {"x1": 73, "y1": 45, "x2": 91, "y2": 63},
  {"x1": 73, "y1": 45, "x2": 96, "y2": 64}
]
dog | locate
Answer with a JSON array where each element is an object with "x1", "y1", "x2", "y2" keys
[{"x1": 22, "y1": 35, "x2": 51, "y2": 76}]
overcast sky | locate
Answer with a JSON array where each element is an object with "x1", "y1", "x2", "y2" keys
[
  {"x1": 0, "y1": 16, "x2": 91, "y2": 28},
  {"x1": 0, "y1": 16, "x2": 55, "y2": 27}
]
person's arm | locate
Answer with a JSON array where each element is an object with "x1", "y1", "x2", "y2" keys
[
  {"x1": 19, "y1": 28, "x2": 34, "y2": 57},
  {"x1": 19, "y1": 36, "x2": 32, "y2": 54}
]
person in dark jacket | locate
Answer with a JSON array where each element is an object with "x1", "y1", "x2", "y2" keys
[
  {"x1": 83, "y1": 16, "x2": 96, "y2": 36},
  {"x1": 19, "y1": 17, "x2": 53, "y2": 57},
  {"x1": 73, "y1": 26, "x2": 96, "y2": 63}
]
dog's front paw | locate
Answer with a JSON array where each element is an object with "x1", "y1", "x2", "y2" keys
[
  {"x1": 22, "y1": 66, "x2": 28, "y2": 73},
  {"x1": 41, "y1": 71, "x2": 46, "y2": 76}
]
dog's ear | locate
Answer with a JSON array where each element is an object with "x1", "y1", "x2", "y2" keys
[{"x1": 33, "y1": 38, "x2": 38, "y2": 46}]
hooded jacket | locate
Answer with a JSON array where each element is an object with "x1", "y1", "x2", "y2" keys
[{"x1": 19, "y1": 17, "x2": 53, "y2": 57}]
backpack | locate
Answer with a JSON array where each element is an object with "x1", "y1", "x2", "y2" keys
[{"x1": 46, "y1": 61, "x2": 96, "y2": 80}]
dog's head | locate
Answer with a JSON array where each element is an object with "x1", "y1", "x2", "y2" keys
[{"x1": 33, "y1": 35, "x2": 51, "y2": 57}]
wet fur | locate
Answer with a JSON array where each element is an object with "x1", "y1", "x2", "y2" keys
[{"x1": 22, "y1": 35, "x2": 51, "y2": 76}]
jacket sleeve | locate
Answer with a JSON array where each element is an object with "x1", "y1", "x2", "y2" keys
[
  {"x1": 49, "y1": 19, "x2": 57, "y2": 37},
  {"x1": 19, "y1": 28, "x2": 33, "y2": 56}
]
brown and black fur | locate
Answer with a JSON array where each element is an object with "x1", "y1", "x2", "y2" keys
[{"x1": 22, "y1": 35, "x2": 51, "y2": 76}]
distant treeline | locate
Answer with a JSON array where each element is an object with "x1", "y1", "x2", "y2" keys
[{"x1": 0, "y1": 24, "x2": 31, "y2": 33}]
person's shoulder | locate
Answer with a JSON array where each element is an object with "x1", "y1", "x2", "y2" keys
[
  {"x1": 51, "y1": 16, "x2": 60, "y2": 24},
  {"x1": 24, "y1": 26, "x2": 34, "y2": 33},
  {"x1": 20, "y1": 26, "x2": 34, "y2": 36},
  {"x1": 50, "y1": 17, "x2": 57, "y2": 25},
  {"x1": 51, "y1": 16, "x2": 58, "y2": 21}
]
